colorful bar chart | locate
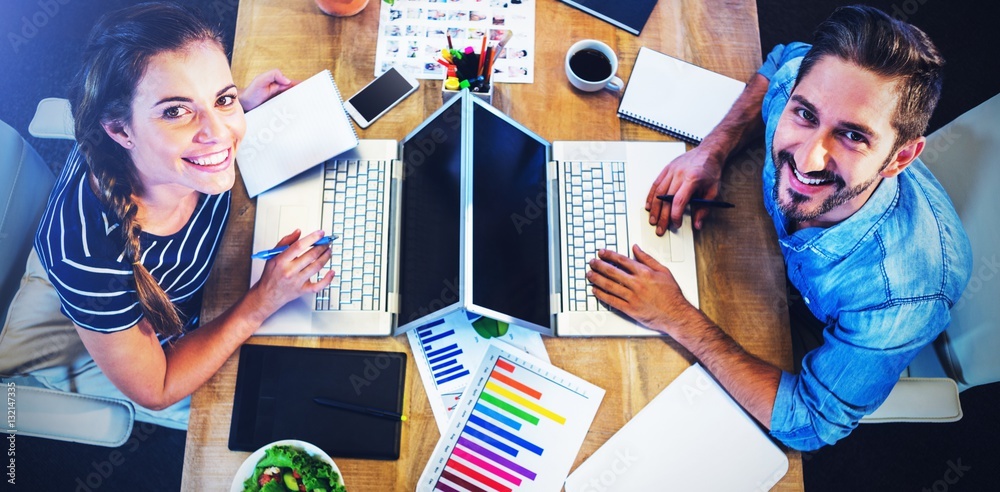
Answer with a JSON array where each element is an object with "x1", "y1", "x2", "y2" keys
[
  {"x1": 418, "y1": 342, "x2": 605, "y2": 492},
  {"x1": 407, "y1": 311, "x2": 550, "y2": 432}
]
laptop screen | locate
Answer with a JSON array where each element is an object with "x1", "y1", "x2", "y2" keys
[
  {"x1": 471, "y1": 103, "x2": 551, "y2": 328},
  {"x1": 397, "y1": 101, "x2": 464, "y2": 324}
]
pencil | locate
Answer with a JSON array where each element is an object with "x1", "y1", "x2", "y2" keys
[
  {"x1": 656, "y1": 195, "x2": 735, "y2": 208},
  {"x1": 313, "y1": 397, "x2": 408, "y2": 422},
  {"x1": 477, "y1": 36, "x2": 487, "y2": 76}
]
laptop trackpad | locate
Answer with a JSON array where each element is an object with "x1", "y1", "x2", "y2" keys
[
  {"x1": 278, "y1": 205, "x2": 310, "y2": 243},
  {"x1": 636, "y1": 221, "x2": 680, "y2": 263},
  {"x1": 624, "y1": 155, "x2": 684, "y2": 264}
]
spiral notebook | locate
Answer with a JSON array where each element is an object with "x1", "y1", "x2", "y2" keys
[
  {"x1": 236, "y1": 69, "x2": 359, "y2": 197},
  {"x1": 618, "y1": 47, "x2": 746, "y2": 144}
]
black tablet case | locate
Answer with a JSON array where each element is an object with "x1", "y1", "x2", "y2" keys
[{"x1": 229, "y1": 344, "x2": 406, "y2": 460}]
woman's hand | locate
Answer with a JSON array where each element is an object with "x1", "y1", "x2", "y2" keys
[
  {"x1": 249, "y1": 229, "x2": 335, "y2": 319},
  {"x1": 239, "y1": 69, "x2": 297, "y2": 111}
]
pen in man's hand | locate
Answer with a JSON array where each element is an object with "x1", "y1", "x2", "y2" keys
[
  {"x1": 251, "y1": 235, "x2": 338, "y2": 260},
  {"x1": 656, "y1": 195, "x2": 735, "y2": 209}
]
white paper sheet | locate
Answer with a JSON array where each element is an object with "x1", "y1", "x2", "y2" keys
[{"x1": 564, "y1": 364, "x2": 788, "y2": 492}]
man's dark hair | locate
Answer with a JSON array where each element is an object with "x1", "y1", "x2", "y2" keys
[{"x1": 796, "y1": 5, "x2": 945, "y2": 149}]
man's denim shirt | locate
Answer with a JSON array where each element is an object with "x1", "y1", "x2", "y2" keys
[{"x1": 758, "y1": 43, "x2": 973, "y2": 451}]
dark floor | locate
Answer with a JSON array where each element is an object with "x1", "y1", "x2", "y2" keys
[
  {"x1": 2, "y1": 1, "x2": 999, "y2": 491},
  {"x1": 12, "y1": 423, "x2": 187, "y2": 491}
]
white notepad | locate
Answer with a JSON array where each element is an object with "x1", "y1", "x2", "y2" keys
[
  {"x1": 236, "y1": 69, "x2": 358, "y2": 197},
  {"x1": 618, "y1": 47, "x2": 746, "y2": 144},
  {"x1": 564, "y1": 364, "x2": 788, "y2": 492}
]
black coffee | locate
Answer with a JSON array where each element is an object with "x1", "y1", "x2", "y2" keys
[{"x1": 569, "y1": 48, "x2": 613, "y2": 82}]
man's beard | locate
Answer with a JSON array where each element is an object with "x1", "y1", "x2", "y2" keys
[{"x1": 772, "y1": 149, "x2": 883, "y2": 224}]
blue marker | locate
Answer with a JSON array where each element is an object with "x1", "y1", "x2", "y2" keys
[{"x1": 251, "y1": 235, "x2": 338, "y2": 260}]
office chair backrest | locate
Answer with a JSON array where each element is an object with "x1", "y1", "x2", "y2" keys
[
  {"x1": 1, "y1": 108, "x2": 135, "y2": 448},
  {"x1": 908, "y1": 92, "x2": 1000, "y2": 391},
  {"x1": 0, "y1": 119, "x2": 56, "y2": 322}
]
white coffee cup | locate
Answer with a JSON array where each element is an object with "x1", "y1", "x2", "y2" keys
[{"x1": 565, "y1": 39, "x2": 624, "y2": 92}]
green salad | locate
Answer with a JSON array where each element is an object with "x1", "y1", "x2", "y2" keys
[{"x1": 242, "y1": 445, "x2": 346, "y2": 492}]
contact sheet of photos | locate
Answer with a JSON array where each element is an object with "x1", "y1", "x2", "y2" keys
[{"x1": 375, "y1": 0, "x2": 536, "y2": 83}]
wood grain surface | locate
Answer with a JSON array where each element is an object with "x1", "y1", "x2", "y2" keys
[{"x1": 182, "y1": 0, "x2": 803, "y2": 490}]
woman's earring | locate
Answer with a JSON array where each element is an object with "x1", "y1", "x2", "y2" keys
[{"x1": 125, "y1": 141, "x2": 133, "y2": 148}]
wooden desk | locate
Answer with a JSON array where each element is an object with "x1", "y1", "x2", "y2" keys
[{"x1": 182, "y1": 0, "x2": 803, "y2": 489}]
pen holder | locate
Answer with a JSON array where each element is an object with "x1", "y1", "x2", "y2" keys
[{"x1": 443, "y1": 82, "x2": 492, "y2": 105}]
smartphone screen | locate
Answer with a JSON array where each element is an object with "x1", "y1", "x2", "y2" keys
[{"x1": 347, "y1": 67, "x2": 417, "y2": 125}]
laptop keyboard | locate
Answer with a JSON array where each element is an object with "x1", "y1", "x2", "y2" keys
[
  {"x1": 315, "y1": 159, "x2": 388, "y2": 311},
  {"x1": 563, "y1": 161, "x2": 629, "y2": 311}
]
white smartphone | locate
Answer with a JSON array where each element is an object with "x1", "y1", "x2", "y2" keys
[{"x1": 343, "y1": 66, "x2": 419, "y2": 128}]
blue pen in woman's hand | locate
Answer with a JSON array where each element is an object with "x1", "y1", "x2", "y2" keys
[{"x1": 251, "y1": 235, "x2": 338, "y2": 260}]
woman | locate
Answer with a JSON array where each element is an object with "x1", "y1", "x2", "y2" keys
[{"x1": 10, "y1": 2, "x2": 334, "y2": 428}]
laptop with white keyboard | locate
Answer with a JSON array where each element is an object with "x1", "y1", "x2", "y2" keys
[
  {"x1": 250, "y1": 92, "x2": 697, "y2": 336},
  {"x1": 251, "y1": 97, "x2": 465, "y2": 336},
  {"x1": 549, "y1": 141, "x2": 697, "y2": 335}
]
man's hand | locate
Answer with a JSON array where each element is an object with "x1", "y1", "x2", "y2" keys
[
  {"x1": 644, "y1": 73, "x2": 773, "y2": 235},
  {"x1": 645, "y1": 144, "x2": 726, "y2": 234},
  {"x1": 586, "y1": 245, "x2": 700, "y2": 334},
  {"x1": 239, "y1": 69, "x2": 297, "y2": 112}
]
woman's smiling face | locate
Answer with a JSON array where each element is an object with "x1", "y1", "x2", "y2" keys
[{"x1": 110, "y1": 40, "x2": 245, "y2": 198}]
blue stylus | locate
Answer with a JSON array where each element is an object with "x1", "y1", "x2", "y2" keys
[{"x1": 251, "y1": 235, "x2": 338, "y2": 260}]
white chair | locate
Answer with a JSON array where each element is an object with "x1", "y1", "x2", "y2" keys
[
  {"x1": 863, "y1": 92, "x2": 1000, "y2": 423},
  {"x1": 0, "y1": 100, "x2": 134, "y2": 447}
]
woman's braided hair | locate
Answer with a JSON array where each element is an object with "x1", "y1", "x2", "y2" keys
[{"x1": 69, "y1": 2, "x2": 225, "y2": 338}]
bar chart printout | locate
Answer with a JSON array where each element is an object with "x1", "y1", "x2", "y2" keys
[
  {"x1": 407, "y1": 312, "x2": 550, "y2": 431},
  {"x1": 417, "y1": 343, "x2": 605, "y2": 492}
]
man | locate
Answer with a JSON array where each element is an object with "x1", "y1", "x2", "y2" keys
[{"x1": 587, "y1": 5, "x2": 972, "y2": 450}]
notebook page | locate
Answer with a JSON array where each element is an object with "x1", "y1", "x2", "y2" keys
[
  {"x1": 564, "y1": 364, "x2": 788, "y2": 491},
  {"x1": 618, "y1": 47, "x2": 746, "y2": 142},
  {"x1": 237, "y1": 69, "x2": 359, "y2": 197}
]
